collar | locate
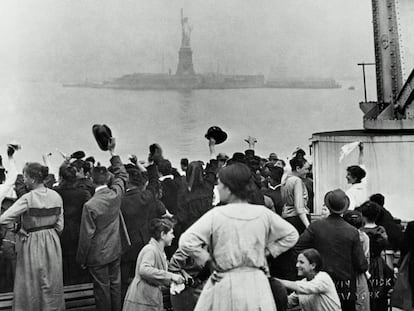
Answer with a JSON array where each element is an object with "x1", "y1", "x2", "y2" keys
[
  {"x1": 149, "y1": 237, "x2": 164, "y2": 251},
  {"x1": 350, "y1": 182, "x2": 365, "y2": 190},
  {"x1": 95, "y1": 185, "x2": 108, "y2": 192},
  {"x1": 159, "y1": 175, "x2": 174, "y2": 182},
  {"x1": 268, "y1": 183, "x2": 281, "y2": 191}
]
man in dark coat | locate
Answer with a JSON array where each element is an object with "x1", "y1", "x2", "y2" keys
[
  {"x1": 158, "y1": 159, "x2": 182, "y2": 216},
  {"x1": 295, "y1": 189, "x2": 368, "y2": 311},
  {"x1": 120, "y1": 162, "x2": 167, "y2": 299},
  {"x1": 264, "y1": 165, "x2": 297, "y2": 281},
  {"x1": 76, "y1": 138, "x2": 128, "y2": 311},
  {"x1": 370, "y1": 193, "x2": 404, "y2": 251},
  {"x1": 72, "y1": 159, "x2": 95, "y2": 196},
  {"x1": 262, "y1": 166, "x2": 284, "y2": 216},
  {"x1": 54, "y1": 164, "x2": 91, "y2": 285}
]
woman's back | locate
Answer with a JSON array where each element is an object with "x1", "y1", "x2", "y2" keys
[
  {"x1": 209, "y1": 203, "x2": 273, "y2": 270},
  {"x1": 179, "y1": 202, "x2": 298, "y2": 311}
]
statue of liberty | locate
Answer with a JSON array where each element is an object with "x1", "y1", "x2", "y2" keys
[{"x1": 180, "y1": 9, "x2": 192, "y2": 48}]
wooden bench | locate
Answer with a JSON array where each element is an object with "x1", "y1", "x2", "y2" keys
[{"x1": 0, "y1": 283, "x2": 95, "y2": 311}]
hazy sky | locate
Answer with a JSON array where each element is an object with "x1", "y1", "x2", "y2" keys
[{"x1": 0, "y1": 0, "x2": 413, "y2": 82}]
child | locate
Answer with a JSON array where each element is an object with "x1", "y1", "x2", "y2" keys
[
  {"x1": 358, "y1": 201, "x2": 393, "y2": 311},
  {"x1": 343, "y1": 210, "x2": 370, "y2": 311},
  {"x1": 123, "y1": 218, "x2": 184, "y2": 311}
]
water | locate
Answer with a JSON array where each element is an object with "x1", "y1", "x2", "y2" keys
[{"x1": 0, "y1": 81, "x2": 363, "y2": 170}]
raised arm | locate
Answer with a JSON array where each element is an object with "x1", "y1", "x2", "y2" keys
[
  {"x1": 146, "y1": 163, "x2": 160, "y2": 196},
  {"x1": 204, "y1": 138, "x2": 219, "y2": 189},
  {"x1": 108, "y1": 138, "x2": 128, "y2": 197},
  {"x1": 0, "y1": 150, "x2": 18, "y2": 204}
]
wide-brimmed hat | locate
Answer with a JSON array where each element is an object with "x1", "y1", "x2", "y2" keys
[
  {"x1": 205, "y1": 126, "x2": 227, "y2": 145},
  {"x1": 324, "y1": 189, "x2": 350, "y2": 214},
  {"x1": 71, "y1": 150, "x2": 86, "y2": 160},
  {"x1": 92, "y1": 124, "x2": 112, "y2": 151}
]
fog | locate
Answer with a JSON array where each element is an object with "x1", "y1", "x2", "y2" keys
[{"x1": 0, "y1": 0, "x2": 413, "y2": 83}]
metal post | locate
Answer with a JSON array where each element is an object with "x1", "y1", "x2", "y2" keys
[
  {"x1": 358, "y1": 62, "x2": 375, "y2": 102},
  {"x1": 362, "y1": 65, "x2": 367, "y2": 102}
]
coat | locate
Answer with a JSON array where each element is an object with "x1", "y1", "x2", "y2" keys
[
  {"x1": 76, "y1": 155, "x2": 128, "y2": 266},
  {"x1": 123, "y1": 238, "x2": 174, "y2": 311},
  {"x1": 54, "y1": 182, "x2": 91, "y2": 257},
  {"x1": 121, "y1": 164, "x2": 165, "y2": 263}
]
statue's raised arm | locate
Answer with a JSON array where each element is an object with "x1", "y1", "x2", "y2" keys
[{"x1": 180, "y1": 8, "x2": 192, "y2": 48}]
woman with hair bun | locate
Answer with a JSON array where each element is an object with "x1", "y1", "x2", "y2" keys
[
  {"x1": 345, "y1": 143, "x2": 368, "y2": 210},
  {"x1": 0, "y1": 162, "x2": 65, "y2": 310},
  {"x1": 179, "y1": 163, "x2": 299, "y2": 311},
  {"x1": 123, "y1": 218, "x2": 185, "y2": 311}
]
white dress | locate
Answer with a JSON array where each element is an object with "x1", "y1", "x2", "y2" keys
[{"x1": 179, "y1": 203, "x2": 299, "y2": 311}]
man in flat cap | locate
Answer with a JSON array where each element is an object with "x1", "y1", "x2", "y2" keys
[{"x1": 77, "y1": 137, "x2": 128, "y2": 311}]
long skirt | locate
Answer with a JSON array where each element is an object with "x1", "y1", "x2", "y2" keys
[
  {"x1": 122, "y1": 278, "x2": 163, "y2": 311},
  {"x1": 13, "y1": 230, "x2": 65, "y2": 311},
  {"x1": 368, "y1": 256, "x2": 393, "y2": 311},
  {"x1": 355, "y1": 273, "x2": 370, "y2": 311},
  {"x1": 194, "y1": 267, "x2": 276, "y2": 311}
]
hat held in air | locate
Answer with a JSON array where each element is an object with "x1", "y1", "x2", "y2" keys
[{"x1": 92, "y1": 124, "x2": 113, "y2": 151}]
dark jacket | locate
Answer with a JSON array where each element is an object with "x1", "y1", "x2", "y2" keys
[
  {"x1": 296, "y1": 214, "x2": 368, "y2": 281},
  {"x1": 376, "y1": 206, "x2": 404, "y2": 251},
  {"x1": 121, "y1": 164, "x2": 165, "y2": 262},
  {"x1": 74, "y1": 177, "x2": 95, "y2": 196},
  {"x1": 160, "y1": 176, "x2": 182, "y2": 215},
  {"x1": 177, "y1": 160, "x2": 218, "y2": 233},
  {"x1": 76, "y1": 155, "x2": 128, "y2": 266},
  {"x1": 54, "y1": 182, "x2": 91, "y2": 257},
  {"x1": 400, "y1": 221, "x2": 414, "y2": 305},
  {"x1": 262, "y1": 185, "x2": 283, "y2": 216}
]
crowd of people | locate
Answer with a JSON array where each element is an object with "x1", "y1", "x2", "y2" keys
[{"x1": 0, "y1": 127, "x2": 413, "y2": 311}]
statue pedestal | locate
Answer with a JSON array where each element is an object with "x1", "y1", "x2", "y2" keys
[{"x1": 176, "y1": 47, "x2": 195, "y2": 75}]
